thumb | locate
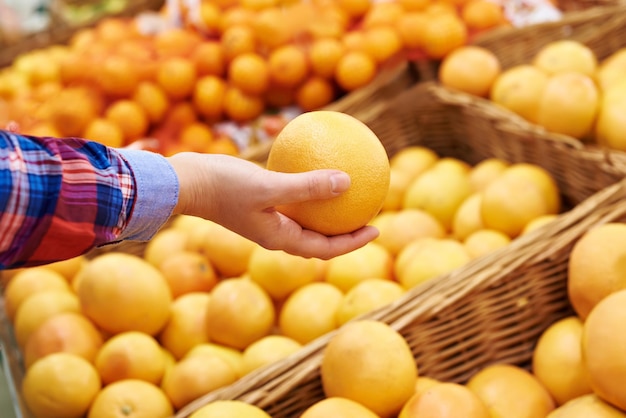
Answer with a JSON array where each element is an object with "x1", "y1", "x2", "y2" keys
[{"x1": 266, "y1": 169, "x2": 351, "y2": 206}]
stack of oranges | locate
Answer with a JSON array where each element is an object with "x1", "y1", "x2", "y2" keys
[{"x1": 0, "y1": 0, "x2": 512, "y2": 156}]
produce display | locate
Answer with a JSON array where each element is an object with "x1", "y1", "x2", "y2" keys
[
  {"x1": 0, "y1": 0, "x2": 560, "y2": 157},
  {"x1": 3, "y1": 0, "x2": 626, "y2": 418}
]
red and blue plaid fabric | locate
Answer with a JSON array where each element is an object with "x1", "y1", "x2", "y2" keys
[{"x1": 0, "y1": 130, "x2": 136, "y2": 269}]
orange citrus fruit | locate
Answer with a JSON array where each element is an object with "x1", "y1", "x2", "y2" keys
[
  {"x1": 335, "y1": 50, "x2": 377, "y2": 91},
  {"x1": 23, "y1": 352, "x2": 101, "y2": 418},
  {"x1": 266, "y1": 110, "x2": 390, "y2": 236},
  {"x1": 228, "y1": 52, "x2": 270, "y2": 95},
  {"x1": 88, "y1": 379, "x2": 173, "y2": 418},
  {"x1": 77, "y1": 253, "x2": 172, "y2": 336},
  {"x1": 439, "y1": 46, "x2": 502, "y2": 97}
]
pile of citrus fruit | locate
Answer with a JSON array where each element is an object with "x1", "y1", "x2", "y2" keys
[
  {"x1": 438, "y1": 40, "x2": 626, "y2": 151},
  {"x1": 1, "y1": 132, "x2": 567, "y2": 416},
  {"x1": 0, "y1": 0, "x2": 514, "y2": 156}
]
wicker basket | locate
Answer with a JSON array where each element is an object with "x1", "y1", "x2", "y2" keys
[
  {"x1": 174, "y1": 81, "x2": 626, "y2": 418},
  {"x1": 472, "y1": 3, "x2": 626, "y2": 70}
]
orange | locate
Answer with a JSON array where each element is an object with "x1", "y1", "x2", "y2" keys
[
  {"x1": 389, "y1": 145, "x2": 439, "y2": 181},
  {"x1": 461, "y1": 0, "x2": 506, "y2": 31},
  {"x1": 268, "y1": 45, "x2": 309, "y2": 88},
  {"x1": 3, "y1": 267, "x2": 70, "y2": 322},
  {"x1": 105, "y1": 99, "x2": 150, "y2": 143},
  {"x1": 301, "y1": 397, "x2": 380, "y2": 418},
  {"x1": 568, "y1": 223, "x2": 626, "y2": 319},
  {"x1": 451, "y1": 193, "x2": 485, "y2": 241},
  {"x1": 198, "y1": 2, "x2": 222, "y2": 35},
  {"x1": 362, "y1": 26, "x2": 403, "y2": 64},
  {"x1": 158, "y1": 292, "x2": 212, "y2": 360},
  {"x1": 415, "y1": 376, "x2": 441, "y2": 395},
  {"x1": 296, "y1": 76, "x2": 336, "y2": 111},
  {"x1": 420, "y1": 12, "x2": 468, "y2": 59},
  {"x1": 161, "y1": 352, "x2": 238, "y2": 410},
  {"x1": 335, "y1": 50, "x2": 377, "y2": 91},
  {"x1": 43, "y1": 255, "x2": 86, "y2": 283},
  {"x1": 533, "y1": 40, "x2": 598, "y2": 78},
  {"x1": 88, "y1": 379, "x2": 173, "y2": 418},
  {"x1": 47, "y1": 87, "x2": 101, "y2": 137},
  {"x1": 547, "y1": 394, "x2": 626, "y2": 417},
  {"x1": 23, "y1": 312, "x2": 104, "y2": 369},
  {"x1": 253, "y1": 7, "x2": 294, "y2": 51},
  {"x1": 381, "y1": 168, "x2": 413, "y2": 211},
  {"x1": 185, "y1": 343, "x2": 245, "y2": 378},
  {"x1": 309, "y1": 37, "x2": 346, "y2": 79},
  {"x1": 241, "y1": 335, "x2": 303, "y2": 375},
  {"x1": 77, "y1": 253, "x2": 172, "y2": 336},
  {"x1": 179, "y1": 121, "x2": 215, "y2": 152},
  {"x1": 153, "y1": 27, "x2": 202, "y2": 59},
  {"x1": 266, "y1": 110, "x2": 390, "y2": 235},
  {"x1": 399, "y1": 0, "x2": 431, "y2": 11},
  {"x1": 156, "y1": 57, "x2": 198, "y2": 101},
  {"x1": 597, "y1": 48, "x2": 626, "y2": 91},
  {"x1": 463, "y1": 229, "x2": 511, "y2": 259},
  {"x1": 374, "y1": 208, "x2": 446, "y2": 256},
  {"x1": 83, "y1": 118, "x2": 125, "y2": 148},
  {"x1": 468, "y1": 158, "x2": 509, "y2": 192},
  {"x1": 536, "y1": 72, "x2": 600, "y2": 140},
  {"x1": 335, "y1": 278, "x2": 406, "y2": 325},
  {"x1": 205, "y1": 277, "x2": 275, "y2": 350},
  {"x1": 95, "y1": 18, "x2": 136, "y2": 46},
  {"x1": 490, "y1": 65, "x2": 550, "y2": 124},
  {"x1": 336, "y1": 0, "x2": 371, "y2": 18},
  {"x1": 95, "y1": 331, "x2": 167, "y2": 385},
  {"x1": 132, "y1": 81, "x2": 170, "y2": 125},
  {"x1": 467, "y1": 364, "x2": 556, "y2": 418},
  {"x1": 582, "y1": 289, "x2": 626, "y2": 411},
  {"x1": 403, "y1": 162, "x2": 473, "y2": 231},
  {"x1": 206, "y1": 135, "x2": 240, "y2": 155},
  {"x1": 228, "y1": 52, "x2": 270, "y2": 95},
  {"x1": 223, "y1": 85, "x2": 266, "y2": 122},
  {"x1": 188, "y1": 400, "x2": 271, "y2": 418},
  {"x1": 97, "y1": 55, "x2": 139, "y2": 98},
  {"x1": 143, "y1": 227, "x2": 189, "y2": 267},
  {"x1": 23, "y1": 352, "x2": 101, "y2": 418},
  {"x1": 157, "y1": 251, "x2": 218, "y2": 298},
  {"x1": 521, "y1": 214, "x2": 559, "y2": 236},
  {"x1": 14, "y1": 290, "x2": 80, "y2": 349},
  {"x1": 279, "y1": 282, "x2": 344, "y2": 344},
  {"x1": 325, "y1": 242, "x2": 394, "y2": 292},
  {"x1": 321, "y1": 320, "x2": 418, "y2": 418},
  {"x1": 219, "y1": 7, "x2": 255, "y2": 32},
  {"x1": 399, "y1": 382, "x2": 490, "y2": 418},
  {"x1": 439, "y1": 46, "x2": 501, "y2": 97},
  {"x1": 192, "y1": 41, "x2": 226, "y2": 77},
  {"x1": 595, "y1": 80, "x2": 626, "y2": 151},
  {"x1": 395, "y1": 237, "x2": 471, "y2": 289},
  {"x1": 221, "y1": 25, "x2": 257, "y2": 62},
  {"x1": 480, "y1": 174, "x2": 552, "y2": 238},
  {"x1": 161, "y1": 101, "x2": 198, "y2": 135},
  {"x1": 532, "y1": 316, "x2": 592, "y2": 406},
  {"x1": 248, "y1": 246, "x2": 322, "y2": 301},
  {"x1": 503, "y1": 163, "x2": 561, "y2": 214},
  {"x1": 197, "y1": 220, "x2": 258, "y2": 278},
  {"x1": 342, "y1": 30, "x2": 366, "y2": 52},
  {"x1": 398, "y1": 12, "x2": 429, "y2": 50},
  {"x1": 193, "y1": 75, "x2": 227, "y2": 121},
  {"x1": 361, "y1": 2, "x2": 404, "y2": 29}
]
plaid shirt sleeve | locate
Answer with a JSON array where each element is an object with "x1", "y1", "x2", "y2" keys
[{"x1": 0, "y1": 130, "x2": 178, "y2": 269}]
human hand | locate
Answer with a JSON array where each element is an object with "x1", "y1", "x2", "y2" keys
[{"x1": 167, "y1": 152, "x2": 379, "y2": 259}]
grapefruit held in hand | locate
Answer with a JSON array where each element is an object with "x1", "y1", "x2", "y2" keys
[{"x1": 266, "y1": 110, "x2": 390, "y2": 236}]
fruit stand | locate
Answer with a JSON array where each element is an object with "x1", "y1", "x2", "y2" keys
[{"x1": 4, "y1": 0, "x2": 626, "y2": 417}]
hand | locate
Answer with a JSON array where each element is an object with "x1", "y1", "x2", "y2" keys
[{"x1": 167, "y1": 152, "x2": 379, "y2": 259}]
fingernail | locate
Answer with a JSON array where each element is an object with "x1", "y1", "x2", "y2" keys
[{"x1": 330, "y1": 172, "x2": 350, "y2": 194}]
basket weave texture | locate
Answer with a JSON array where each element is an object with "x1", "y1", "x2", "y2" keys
[
  {"x1": 472, "y1": 3, "x2": 626, "y2": 69},
  {"x1": 175, "y1": 81, "x2": 626, "y2": 418}
]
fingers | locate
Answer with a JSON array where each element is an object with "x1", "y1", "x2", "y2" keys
[
  {"x1": 264, "y1": 169, "x2": 351, "y2": 207},
  {"x1": 264, "y1": 221, "x2": 379, "y2": 260}
]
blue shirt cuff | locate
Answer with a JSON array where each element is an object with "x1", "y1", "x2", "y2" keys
[{"x1": 116, "y1": 149, "x2": 179, "y2": 241}]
